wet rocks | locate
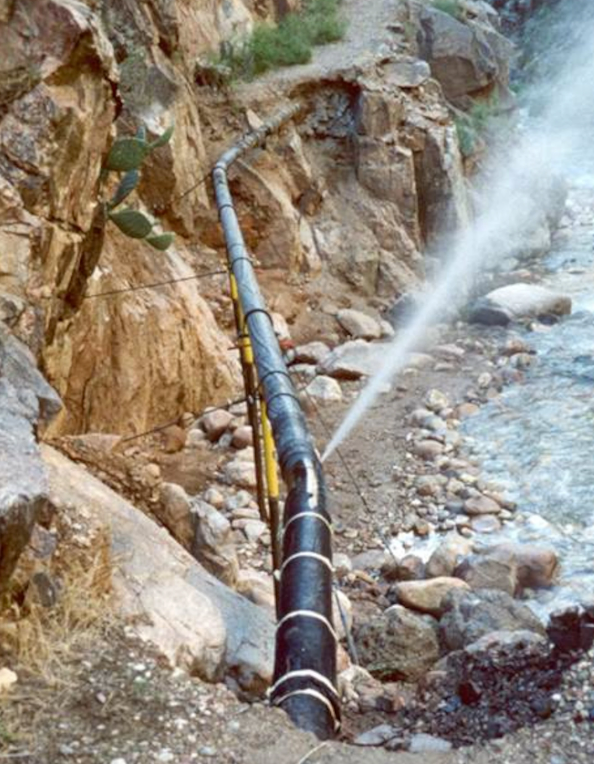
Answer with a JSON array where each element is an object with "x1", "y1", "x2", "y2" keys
[
  {"x1": 355, "y1": 605, "x2": 440, "y2": 681},
  {"x1": 456, "y1": 543, "x2": 559, "y2": 595},
  {"x1": 439, "y1": 588, "x2": 546, "y2": 651},
  {"x1": 469, "y1": 283, "x2": 572, "y2": 326},
  {"x1": 547, "y1": 605, "x2": 594, "y2": 652},
  {"x1": 392, "y1": 577, "x2": 471, "y2": 617},
  {"x1": 463, "y1": 495, "x2": 502, "y2": 515},
  {"x1": 426, "y1": 533, "x2": 474, "y2": 578}
]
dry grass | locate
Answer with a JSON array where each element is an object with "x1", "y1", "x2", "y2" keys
[{"x1": 0, "y1": 537, "x2": 113, "y2": 750}]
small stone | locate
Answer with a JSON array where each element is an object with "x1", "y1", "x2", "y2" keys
[
  {"x1": 203, "y1": 487, "x2": 225, "y2": 509},
  {"x1": 186, "y1": 428, "x2": 207, "y2": 447},
  {"x1": 293, "y1": 341, "x2": 331, "y2": 365},
  {"x1": 409, "y1": 733, "x2": 453, "y2": 753},
  {"x1": 201, "y1": 409, "x2": 234, "y2": 441},
  {"x1": 464, "y1": 495, "x2": 501, "y2": 516},
  {"x1": 354, "y1": 723, "x2": 399, "y2": 746},
  {"x1": 413, "y1": 439, "x2": 444, "y2": 460},
  {"x1": 336, "y1": 309, "x2": 382, "y2": 340},
  {"x1": 0, "y1": 668, "x2": 17, "y2": 693},
  {"x1": 224, "y1": 459, "x2": 257, "y2": 489},
  {"x1": 231, "y1": 426, "x2": 253, "y2": 449},
  {"x1": 243, "y1": 519, "x2": 267, "y2": 543},
  {"x1": 470, "y1": 515, "x2": 502, "y2": 533},
  {"x1": 334, "y1": 553, "x2": 353, "y2": 579},
  {"x1": 424, "y1": 389, "x2": 450, "y2": 413},
  {"x1": 305, "y1": 375, "x2": 343, "y2": 403},
  {"x1": 198, "y1": 747, "x2": 217, "y2": 757},
  {"x1": 457, "y1": 402, "x2": 480, "y2": 419}
]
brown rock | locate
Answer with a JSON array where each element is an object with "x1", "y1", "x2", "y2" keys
[
  {"x1": 426, "y1": 533, "x2": 473, "y2": 578},
  {"x1": 464, "y1": 495, "x2": 502, "y2": 516},
  {"x1": 202, "y1": 410, "x2": 234, "y2": 442},
  {"x1": 413, "y1": 439, "x2": 445, "y2": 460},
  {"x1": 231, "y1": 426, "x2": 253, "y2": 450},
  {"x1": 395, "y1": 577, "x2": 471, "y2": 617}
]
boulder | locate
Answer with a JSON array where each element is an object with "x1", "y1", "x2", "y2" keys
[
  {"x1": 192, "y1": 499, "x2": 239, "y2": 587},
  {"x1": 439, "y1": 588, "x2": 546, "y2": 652},
  {"x1": 293, "y1": 341, "x2": 331, "y2": 365},
  {"x1": 394, "y1": 577, "x2": 471, "y2": 617},
  {"x1": 384, "y1": 57, "x2": 432, "y2": 88},
  {"x1": 469, "y1": 284, "x2": 572, "y2": 326},
  {"x1": 455, "y1": 554, "x2": 517, "y2": 595},
  {"x1": 304, "y1": 375, "x2": 343, "y2": 403},
  {"x1": 201, "y1": 409, "x2": 234, "y2": 441},
  {"x1": 318, "y1": 340, "x2": 383, "y2": 379},
  {"x1": 41, "y1": 446, "x2": 273, "y2": 695},
  {"x1": 336, "y1": 309, "x2": 382, "y2": 340},
  {"x1": 231, "y1": 426, "x2": 254, "y2": 449},
  {"x1": 355, "y1": 605, "x2": 440, "y2": 681},
  {"x1": 426, "y1": 533, "x2": 473, "y2": 578},
  {"x1": 224, "y1": 458, "x2": 257, "y2": 489},
  {"x1": 158, "y1": 483, "x2": 196, "y2": 548},
  {"x1": 417, "y1": 4, "x2": 512, "y2": 102},
  {"x1": 0, "y1": 327, "x2": 61, "y2": 594}
]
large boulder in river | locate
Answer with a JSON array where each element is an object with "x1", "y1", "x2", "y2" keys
[
  {"x1": 355, "y1": 605, "x2": 440, "y2": 681},
  {"x1": 469, "y1": 283, "x2": 572, "y2": 326},
  {"x1": 439, "y1": 588, "x2": 546, "y2": 652},
  {"x1": 0, "y1": 326, "x2": 61, "y2": 595}
]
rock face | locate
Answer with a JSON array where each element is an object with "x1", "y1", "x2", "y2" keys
[
  {"x1": 41, "y1": 446, "x2": 273, "y2": 695},
  {"x1": 417, "y1": 2, "x2": 513, "y2": 103},
  {"x1": 439, "y1": 588, "x2": 546, "y2": 652},
  {"x1": 0, "y1": 326, "x2": 61, "y2": 594},
  {"x1": 355, "y1": 605, "x2": 440, "y2": 681},
  {"x1": 469, "y1": 284, "x2": 572, "y2": 325}
]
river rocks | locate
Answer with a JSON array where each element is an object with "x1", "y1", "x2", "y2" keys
[
  {"x1": 424, "y1": 389, "x2": 450, "y2": 413},
  {"x1": 0, "y1": 326, "x2": 61, "y2": 594},
  {"x1": 41, "y1": 446, "x2": 273, "y2": 695},
  {"x1": 455, "y1": 554, "x2": 517, "y2": 595},
  {"x1": 413, "y1": 439, "x2": 445, "y2": 460},
  {"x1": 382, "y1": 554, "x2": 425, "y2": 582},
  {"x1": 393, "y1": 577, "x2": 471, "y2": 617},
  {"x1": 426, "y1": 533, "x2": 474, "y2": 578},
  {"x1": 336, "y1": 308, "x2": 382, "y2": 340},
  {"x1": 439, "y1": 588, "x2": 546, "y2": 652},
  {"x1": 304, "y1": 375, "x2": 343, "y2": 403},
  {"x1": 456, "y1": 543, "x2": 559, "y2": 595},
  {"x1": 469, "y1": 283, "x2": 572, "y2": 326},
  {"x1": 463, "y1": 495, "x2": 502, "y2": 515},
  {"x1": 355, "y1": 605, "x2": 440, "y2": 681}
]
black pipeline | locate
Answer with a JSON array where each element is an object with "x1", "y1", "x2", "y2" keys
[{"x1": 212, "y1": 104, "x2": 340, "y2": 739}]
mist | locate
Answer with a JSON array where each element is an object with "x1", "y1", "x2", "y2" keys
[{"x1": 322, "y1": 0, "x2": 594, "y2": 463}]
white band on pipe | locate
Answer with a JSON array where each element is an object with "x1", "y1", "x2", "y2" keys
[
  {"x1": 281, "y1": 551, "x2": 333, "y2": 576},
  {"x1": 272, "y1": 688, "x2": 340, "y2": 730},
  {"x1": 283, "y1": 511, "x2": 333, "y2": 536},
  {"x1": 276, "y1": 610, "x2": 337, "y2": 641},
  {"x1": 270, "y1": 669, "x2": 339, "y2": 699}
]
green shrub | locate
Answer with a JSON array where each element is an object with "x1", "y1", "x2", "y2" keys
[
  {"x1": 432, "y1": 0, "x2": 465, "y2": 21},
  {"x1": 217, "y1": 0, "x2": 346, "y2": 80},
  {"x1": 455, "y1": 93, "x2": 501, "y2": 157}
]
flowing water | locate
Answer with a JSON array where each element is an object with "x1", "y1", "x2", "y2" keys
[
  {"x1": 461, "y1": 161, "x2": 594, "y2": 619},
  {"x1": 322, "y1": 1, "x2": 594, "y2": 616}
]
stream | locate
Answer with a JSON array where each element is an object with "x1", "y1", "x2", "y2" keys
[{"x1": 460, "y1": 159, "x2": 594, "y2": 620}]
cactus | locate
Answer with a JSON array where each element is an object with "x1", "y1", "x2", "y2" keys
[
  {"x1": 102, "y1": 123, "x2": 175, "y2": 250},
  {"x1": 146, "y1": 232, "x2": 175, "y2": 251},
  {"x1": 108, "y1": 208, "x2": 154, "y2": 238}
]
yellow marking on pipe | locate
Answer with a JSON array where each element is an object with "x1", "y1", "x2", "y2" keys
[{"x1": 262, "y1": 403, "x2": 279, "y2": 499}]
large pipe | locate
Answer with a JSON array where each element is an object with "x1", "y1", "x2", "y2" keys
[{"x1": 212, "y1": 104, "x2": 340, "y2": 739}]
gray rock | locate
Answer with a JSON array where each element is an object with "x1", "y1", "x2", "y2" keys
[
  {"x1": 355, "y1": 605, "x2": 440, "y2": 681},
  {"x1": 201, "y1": 409, "x2": 234, "y2": 441},
  {"x1": 336, "y1": 308, "x2": 382, "y2": 340},
  {"x1": 384, "y1": 57, "x2": 431, "y2": 88},
  {"x1": 304, "y1": 375, "x2": 343, "y2": 403},
  {"x1": 439, "y1": 588, "x2": 546, "y2": 652},
  {"x1": 409, "y1": 733, "x2": 453, "y2": 753},
  {"x1": 426, "y1": 533, "x2": 473, "y2": 578},
  {"x1": 469, "y1": 284, "x2": 572, "y2": 326},
  {"x1": 318, "y1": 339, "x2": 383, "y2": 379},
  {"x1": 192, "y1": 499, "x2": 239, "y2": 587},
  {"x1": 354, "y1": 724, "x2": 399, "y2": 747},
  {"x1": 455, "y1": 554, "x2": 517, "y2": 595},
  {"x1": 293, "y1": 341, "x2": 331, "y2": 365},
  {"x1": 0, "y1": 326, "x2": 61, "y2": 594}
]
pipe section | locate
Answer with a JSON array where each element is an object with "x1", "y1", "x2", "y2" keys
[{"x1": 212, "y1": 104, "x2": 340, "y2": 739}]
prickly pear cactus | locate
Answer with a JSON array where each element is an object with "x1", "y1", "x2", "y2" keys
[{"x1": 102, "y1": 124, "x2": 175, "y2": 250}]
